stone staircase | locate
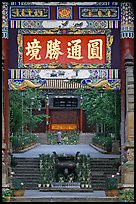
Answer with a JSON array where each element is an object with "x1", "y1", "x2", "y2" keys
[
  {"x1": 36, "y1": 133, "x2": 48, "y2": 144},
  {"x1": 79, "y1": 133, "x2": 95, "y2": 144},
  {"x1": 12, "y1": 158, "x2": 40, "y2": 190},
  {"x1": 12, "y1": 157, "x2": 120, "y2": 191},
  {"x1": 90, "y1": 158, "x2": 120, "y2": 190}
]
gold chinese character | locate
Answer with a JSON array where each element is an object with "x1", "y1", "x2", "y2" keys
[
  {"x1": 16, "y1": 9, "x2": 19, "y2": 16},
  {"x1": 67, "y1": 39, "x2": 83, "y2": 60},
  {"x1": 21, "y1": 9, "x2": 25, "y2": 17},
  {"x1": 25, "y1": 38, "x2": 42, "y2": 60},
  {"x1": 88, "y1": 39, "x2": 103, "y2": 60},
  {"x1": 28, "y1": 9, "x2": 32, "y2": 16},
  {"x1": 45, "y1": 39, "x2": 64, "y2": 60},
  {"x1": 34, "y1": 10, "x2": 38, "y2": 16},
  {"x1": 39, "y1": 10, "x2": 43, "y2": 16}
]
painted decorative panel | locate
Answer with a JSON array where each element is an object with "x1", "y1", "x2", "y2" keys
[
  {"x1": 56, "y1": 6, "x2": 73, "y2": 20},
  {"x1": 8, "y1": 78, "x2": 120, "y2": 91},
  {"x1": 9, "y1": 5, "x2": 50, "y2": 20},
  {"x1": 18, "y1": 28, "x2": 112, "y2": 69},
  {"x1": 8, "y1": 69, "x2": 120, "y2": 80},
  {"x1": 9, "y1": 20, "x2": 120, "y2": 29},
  {"x1": 121, "y1": 2, "x2": 134, "y2": 38},
  {"x1": 78, "y1": 6, "x2": 120, "y2": 20},
  {"x1": 2, "y1": 2, "x2": 8, "y2": 38},
  {"x1": 10, "y1": 2, "x2": 119, "y2": 6}
]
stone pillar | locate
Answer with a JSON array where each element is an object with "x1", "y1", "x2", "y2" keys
[
  {"x1": 121, "y1": 55, "x2": 134, "y2": 189},
  {"x1": 120, "y1": 2, "x2": 134, "y2": 166}
]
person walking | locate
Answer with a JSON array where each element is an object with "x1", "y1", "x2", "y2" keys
[{"x1": 57, "y1": 130, "x2": 62, "y2": 144}]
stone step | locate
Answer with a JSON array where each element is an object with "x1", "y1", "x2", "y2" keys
[
  {"x1": 15, "y1": 180, "x2": 40, "y2": 185},
  {"x1": 16, "y1": 163, "x2": 40, "y2": 169},
  {"x1": 36, "y1": 133, "x2": 48, "y2": 144},
  {"x1": 23, "y1": 182, "x2": 40, "y2": 186},
  {"x1": 12, "y1": 157, "x2": 119, "y2": 191},
  {"x1": 14, "y1": 158, "x2": 39, "y2": 160},
  {"x1": 14, "y1": 161, "x2": 39, "y2": 165},
  {"x1": 91, "y1": 170, "x2": 117, "y2": 174},
  {"x1": 15, "y1": 162, "x2": 40, "y2": 166},
  {"x1": 91, "y1": 165, "x2": 117, "y2": 168},
  {"x1": 91, "y1": 162, "x2": 117, "y2": 164},
  {"x1": 14, "y1": 169, "x2": 39, "y2": 172},
  {"x1": 11, "y1": 196, "x2": 118, "y2": 202},
  {"x1": 14, "y1": 174, "x2": 40, "y2": 178},
  {"x1": 90, "y1": 160, "x2": 118, "y2": 163}
]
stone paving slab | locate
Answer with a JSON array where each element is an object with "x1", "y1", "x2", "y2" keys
[
  {"x1": 11, "y1": 190, "x2": 119, "y2": 202},
  {"x1": 13, "y1": 144, "x2": 120, "y2": 159},
  {"x1": 24, "y1": 190, "x2": 106, "y2": 197}
]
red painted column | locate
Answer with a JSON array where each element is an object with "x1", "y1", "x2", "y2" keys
[
  {"x1": 80, "y1": 96, "x2": 83, "y2": 133},
  {"x1": 2, "y1": 38, "x2": 9, "y2": 176},
  {"x1": 46, "y1": 95, "x2": 49, "y2": 132}
]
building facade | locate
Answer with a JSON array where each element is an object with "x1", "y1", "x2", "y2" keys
[{"x1": 2, "y1": 1, "x2": 134, "y2": 190}]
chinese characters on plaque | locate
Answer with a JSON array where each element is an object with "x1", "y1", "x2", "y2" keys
[{"x1": 23, "y1": 35, "x2": 106, "y2": 64}]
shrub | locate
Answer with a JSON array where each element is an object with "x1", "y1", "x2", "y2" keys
[
  {"x1": 11, "y1": 133, "x2": 39, "y2": 151},
  {"x1": 119, "y1": 190, "x2": 134, "y2": 202},
  {"x1": 105, "y1": 175, "x2": 118, "y2": 190},
  {"x1": 11, "y1": 178, "x2": 25, "y2": 190},
  {"x1": 47, "y1": 131, "x2": 80, "y2": 145},
  {"x1": 92, "y1": 134, "x2": 113, "y2": 152}
]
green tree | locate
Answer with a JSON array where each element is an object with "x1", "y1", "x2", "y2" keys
[
  {"x1": 9, "y1": 89, "x2": 48, "y2": 135},
  {"x1": 75, "y1": 88, "x2": 121, "y2": 138}
]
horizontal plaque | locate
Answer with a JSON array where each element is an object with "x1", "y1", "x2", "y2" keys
[{"x1": 9, "y1": 6, "x2": 50, "y2": 20}]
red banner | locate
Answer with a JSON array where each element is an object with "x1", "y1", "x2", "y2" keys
[{"x1": 23, "y1": 35, "x2": 106, "y2": 64}]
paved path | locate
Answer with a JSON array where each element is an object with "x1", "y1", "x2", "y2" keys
[
  {"x1": 13, "y1": 144, "x2": 120, "y2": 159},
  {"x1": 12, "y1": 190, "x2": 118, "y2": 202},
  {"x1": 23, "y1": 190, "x2": 106, "y2": 197}
]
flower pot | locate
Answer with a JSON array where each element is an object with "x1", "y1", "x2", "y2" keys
[
  {"x1": 12, "y1": 189, "x2": 25, "y2": 197},
  {"x1": 105, "y1": 189, "x2": 118, "y2": 197},
  {"x1": 46, "y1": 183, "x2": 50, "y2": 188},
  {"x1": 81, "y1": 184, "x2": 85, "y2": 188},
  {"x1": 5, "y1": 195, "x2": 11, "y2": 202}
]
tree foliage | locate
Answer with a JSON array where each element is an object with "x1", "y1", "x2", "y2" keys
[
  {"x1": 9, "y1": 89, "x2": 48, "y2": 135},
  {"x1": 75, "y1": 88, "x2": 121, "y2": 138}
]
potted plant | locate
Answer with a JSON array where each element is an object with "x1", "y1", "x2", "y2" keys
[
  {"x1": 2, "y1": 189, "x2": 12, "y2": 202},
  {"x1": 11, "y1": 177, "x2": 25, "y2": 197},
  {"x1": 105, "y1": 175, "x2": 119, "y2": 197}
]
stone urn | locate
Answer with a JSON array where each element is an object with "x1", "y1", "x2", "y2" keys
[{"x1": 53, "y1": 151, "x2": 80, "y2": 182}]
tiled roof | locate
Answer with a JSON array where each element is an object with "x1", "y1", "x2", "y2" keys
[{"x1": 42, "y1": 79, "x2": 88, "y2": 90}]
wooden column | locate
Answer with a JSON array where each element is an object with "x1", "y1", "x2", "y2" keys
[
  {"x1": 2, "y1": 1, "x2": 9, "y2": 187},
  {"x1": 80, "y1": 96, "x2": 83, "y2": 133},
  {"x1": 2, "y1": 38, "x2": 9, "y2": 178},
  {"x1": 46, "y1": 95, "x2": 49, "y2": 132}
]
